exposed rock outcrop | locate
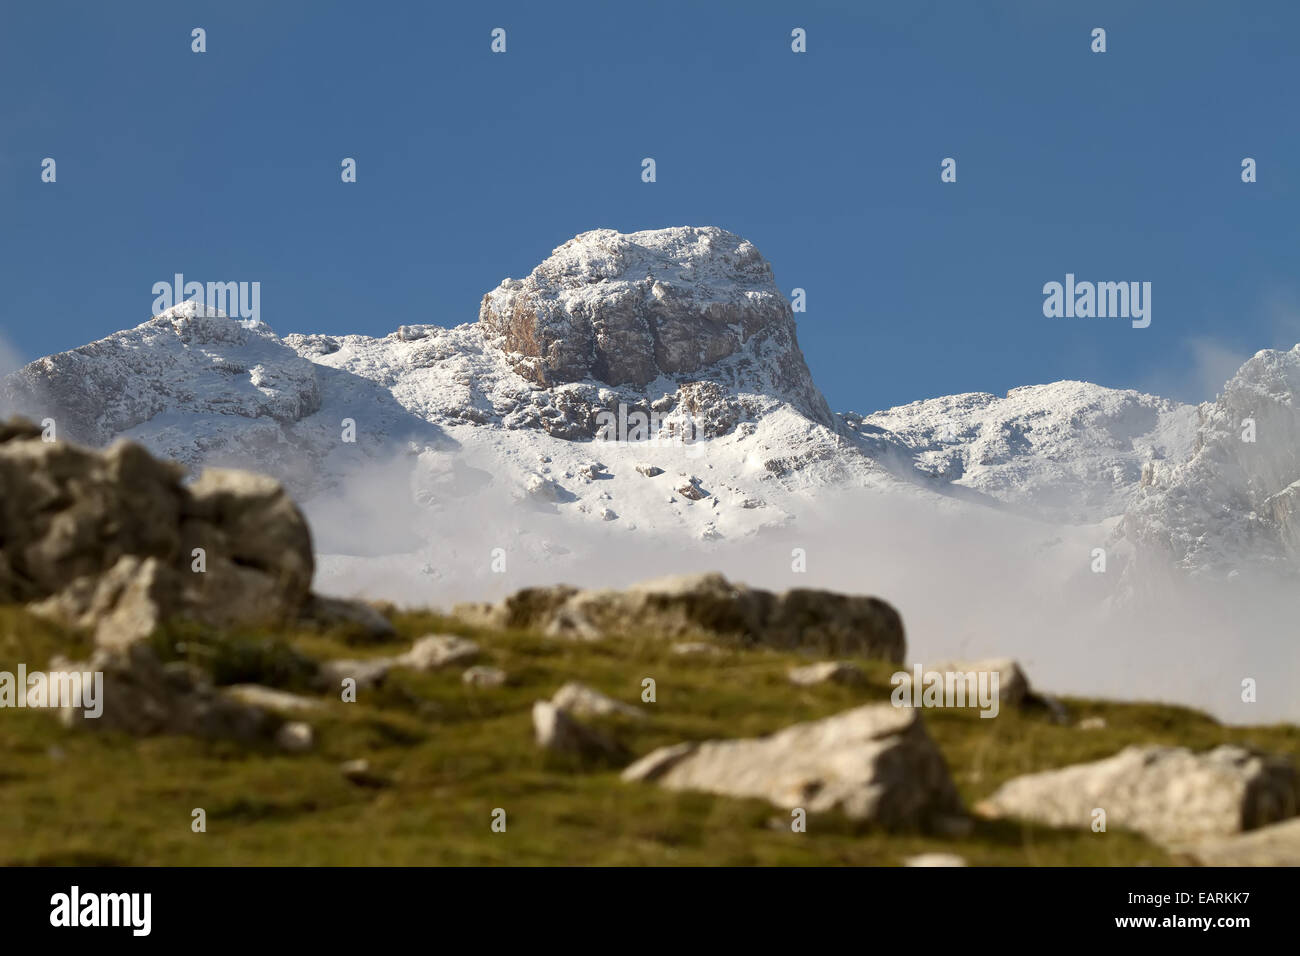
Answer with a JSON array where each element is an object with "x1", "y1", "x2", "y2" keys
[
  {"x1": 54, "y1": 644, "x2": 279, "y2": 741},
  {"x1": 894, "y1": 658, "x2": 1032, "y2": 708},
  {"x1": 621, "y1": 703, "x2": 963, "y2": 830},
  {"x1": 478, "y1": 227, "x2": 833, "y2": 428},
  {"x1": 787, "y1": 661, "x2": 867, "y2": 687},
  {"x1": 551, "y1": 681, "x2": 645, "y2": 720},
  {"x1": 975, "y1": 744, "x2": 1299, "y2": 844},
  {"x1": 532, "y1": 700, "x2": 626, "y2": 762},
  {"x1": 225, "y1": 684, "x2": 324, "y2": 714},
  {"x1": 453, "y1": 572, "x2": 905, "y2": 661},
  {"x1": 0, "y1": 416, "x2": 382, "y2": 648},
  {"x1": 275, "y1": 721, "x2": 315, "y2": 753},
  {"x1": 317, "y1": 634, "x2": 481, "y2": 691},
  {"x1": 462, "y1": 665, "x2": 508, "y2": 688},
  {"x1": 298, "y1": 594, "x2": 395, "y2": 641},
  {"x1": 1188, "y1": 816, "x2": 1300, "y2": 865},
  {"x1": 903, "y1": 853, "x2": 967, "y2": 867}
]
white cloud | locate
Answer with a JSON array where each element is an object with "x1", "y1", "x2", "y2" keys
[
  {"x1": 0, "y1": 332, "x2": 23, "y2": 377},
  {"x1": 305, "y1": 455, "x2": 1299, "y2": 726},
  {"x1": 0, "y1": 332, "x2": 30, "y2": 418}
]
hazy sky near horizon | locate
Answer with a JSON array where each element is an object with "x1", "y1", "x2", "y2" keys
[{"x1": 2, "y1": 0, "x2": 1297, "y2": 413}]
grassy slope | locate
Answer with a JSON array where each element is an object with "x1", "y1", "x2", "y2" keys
[{"x1": 1, "y1": 606, "x2": 1297, "y2": 866}]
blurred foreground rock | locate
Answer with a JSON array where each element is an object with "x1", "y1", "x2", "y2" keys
[
  {"x1": 976, "y1": 744, "x2": 1299, "y2": 844},
  {"x1": 551, "y1": 681, "x2": 645, "y2": 720},
  {"x1": 462, "y1": 665, "x2": 508, "y2": 687},
  {"x1": 317, "y1": 634, "x2": 481, "y2": 690},
  {"x1": 0, "y1": 416, "x2": 388, "y2": 647},
  {"x1": 1187, "y1": 817, "x2": 1300, "y2": 865},
  {"x1": 54, "y1": 644, "x2": 278, "y2": 741},
  {"x1": 788, "y1": 661, "x2": 866, "y2": 687},
  {"x1": 904, "y1": 853, "x2": 967, "y2": 867},
  {"x1": 892, "y1": 658, "x2": 1031, "y2": 707},
  {"x1": 621, "y1": 703, "x2": 963, "y2": 830},
  {"x1": 532, "y1": 700, "x2": 626, "y2": 762}
]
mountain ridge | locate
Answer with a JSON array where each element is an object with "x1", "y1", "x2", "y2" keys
[{"x1": 4, "y1": 227, "x2": 1299, "y2": 589}]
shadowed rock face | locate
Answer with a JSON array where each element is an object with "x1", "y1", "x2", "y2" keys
[
  {"x1": 55, "y1": 643, "x2": 278, "y2": 740},
  {"x1": 453, "y1": 571, "x2": 906, "y2": 662},
  {"x1": 478, "y1": 226, "x2": 833, "y2": 426},
  {"x1": 0, "y1": 416, "x2": 326, "y2": 648}
]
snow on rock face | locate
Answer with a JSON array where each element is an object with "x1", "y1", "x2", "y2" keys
[
  {"x1": 0, "y1": 230, "x2": 850, "y2": 518},
  {"x1": 2, "y1": 274, "x2": 1203, "y2": 542},
  {"x1": 15, "y1": 228, "x2": 1300, "y2": 592},
  {"x1": 2, "y1": 301, "x2": 321, "y2": 448},
  {"x1": 478, "y1": 227, "x2": 833, "y2": 427},
  {"x1": 854, "y1": 381, "x2": 1200, "y2": 524},
  {"x1": 0, "y1": 301, "x2": 449, "y2": 496},
  {"x1": 1122, "y1": 346, "x2": 1300, "y2": 577}
]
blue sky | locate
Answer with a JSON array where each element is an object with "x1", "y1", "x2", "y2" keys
[{"x1": 1, "y1": 0, "x2": 1296, "y2": 413}]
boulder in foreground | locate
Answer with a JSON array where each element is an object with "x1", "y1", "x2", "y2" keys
[
  {"x1": 551, "y1": 681, "x2": 645, "y2": 720},
  {"x1": 0, "y1": 417, "x2": 385, "y2": 648},
  {"x1": 975, "y1": 744, "x2": 1299, "y2": 844},
  {"x1": 621, "y1": 703, "x2": 963, "y2": 830},
  {"x1": 788, "y1": 661, "x2": 867, "y2": 687},
  {"x1": 532, "y1": 700, "x2": 626, "y2": 762},
  {"x1": 54, "y1": 644, "x2": 278, "y2": 741},
  {"x1": 1187, "y1": 817, "x2": 1300, "y2": 865}
]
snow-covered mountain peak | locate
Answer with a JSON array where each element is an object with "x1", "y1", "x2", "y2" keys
[
  {"x1": 523, "y1": 226, "x2": 777, "y2": 292},
  {"x1": 13, "y1": 227, "x2": 1300, "y2": 591},
  {"x1": 478, "y1": 226, "x2": 832, "y2": 427},
  {"x1": 1123, "y1": 342, "x2": 1300, "y2": 578},
  {"x1": 2, "y1": 301, "x2": 314, "y2": 449},
  {"x1": 154, "y1": 299, "x2": 273, "y2": 339},
  {"x1": 851, "y1": 380, "x2": 1200, "y2": 523}
]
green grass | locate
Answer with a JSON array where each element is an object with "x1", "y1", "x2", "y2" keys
[{"x1": 0, "y1": 604, "x2": 1296, "y2": 866}]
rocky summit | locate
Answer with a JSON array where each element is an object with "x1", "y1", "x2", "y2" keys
[{"x1": 478, "y1": 226, "x2": 833, "y2": 426}]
